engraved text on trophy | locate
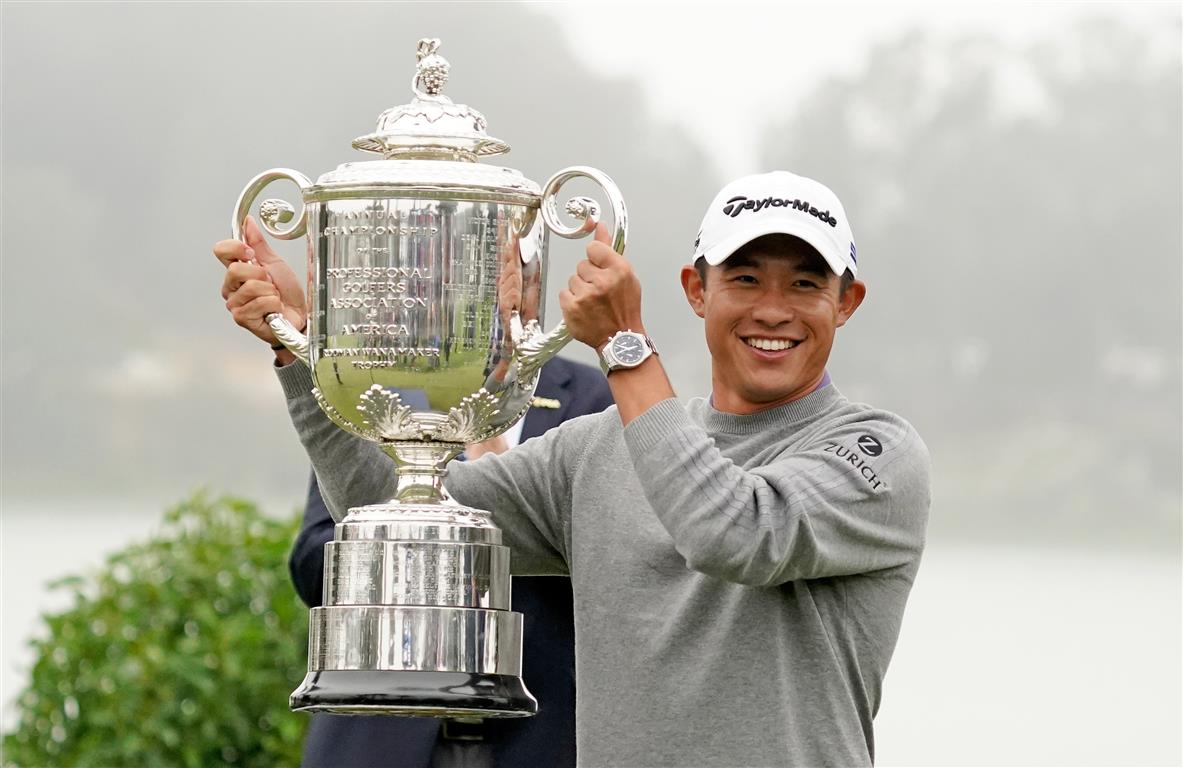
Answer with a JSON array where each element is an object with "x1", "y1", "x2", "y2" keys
[{"x1": 313, "y1": 199, "x2": 512, "y2": 416}]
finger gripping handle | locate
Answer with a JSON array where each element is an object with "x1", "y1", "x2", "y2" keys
[
  {"x1": 232, "y1": 168, "x2": 313, "y2": 364},
  {"x1": 516, "y1": 167, "x2": 629, "y2": 380}
]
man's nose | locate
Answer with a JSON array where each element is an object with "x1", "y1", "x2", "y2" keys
[{"x1": 750, "y1": 293, "x2": 795, "y2": 326}]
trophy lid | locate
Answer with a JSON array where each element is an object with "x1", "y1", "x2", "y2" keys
[{"x1": 352, "y1": 38, "x2": 510, "y2": 161}]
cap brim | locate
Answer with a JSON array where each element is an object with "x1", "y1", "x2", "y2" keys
[{"x1": 699, "y1": 220, "x2": 848, "y2": 277}]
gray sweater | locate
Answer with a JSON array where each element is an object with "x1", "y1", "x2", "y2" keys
[{"x1": 277, "y1": 363, "x2": 931, "y2": 768}]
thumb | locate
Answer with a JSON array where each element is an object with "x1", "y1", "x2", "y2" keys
[
  {"x1": 243, "y1": 216, "x2": 282, "y2": 264},
  {"x1": 593, "y1": 221, "x2": 611, "y2": 246}
]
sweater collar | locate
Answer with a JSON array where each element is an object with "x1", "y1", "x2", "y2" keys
[{"x1": 692, "y1": 380, "x2": 845, "y2": 435}]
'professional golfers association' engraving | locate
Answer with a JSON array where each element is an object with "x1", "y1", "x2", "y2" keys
[{"x1": 230, "y1": 38, "x2": 628, "y2": 718}]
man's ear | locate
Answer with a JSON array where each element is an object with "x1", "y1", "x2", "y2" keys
[
  {"x1": 680, "y1": 265, "x2": 707, "y2": 318},
  {"x1": 836, "y1": 279, "x2": 867, "y2": 328}
]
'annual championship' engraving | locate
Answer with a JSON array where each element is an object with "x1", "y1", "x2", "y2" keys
[{"x1": 323, "y1": 225, "x2": 439, "y2": 236}]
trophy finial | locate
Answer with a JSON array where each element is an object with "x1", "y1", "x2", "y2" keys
[
  {"x1": 414, "y1": 38, "x2": 450, "y2": 97},
  {"x1": 353, "y1": 37, "x2": 510, "y2": 159}
]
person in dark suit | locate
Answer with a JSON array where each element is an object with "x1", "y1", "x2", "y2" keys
[{"x1": 289, "y1": 356, "x2": 614, "y2": 768}]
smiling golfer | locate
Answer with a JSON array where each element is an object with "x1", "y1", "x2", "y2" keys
[{"x1": 255, "y1": 170, "x2": 931, "y2": 767}]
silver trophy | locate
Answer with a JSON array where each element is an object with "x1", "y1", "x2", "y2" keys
[{"x1": 231, "y1": 38, "x2": 627, "y2": 718}]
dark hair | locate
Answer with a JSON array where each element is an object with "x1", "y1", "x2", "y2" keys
[{"x1": 695, "y1": 234, "x2": 855, "y2": 295}]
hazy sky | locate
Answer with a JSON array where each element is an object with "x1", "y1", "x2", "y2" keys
[{"x1": 534, "y1": 1, "x2": 1180, "y2": 174}]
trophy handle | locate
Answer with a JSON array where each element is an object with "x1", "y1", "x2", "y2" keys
[
  {"x1": 231, "y1": 168, "x2": 314, "y2": 364},
  {"x1": 515, "y1": 166, "x2": 629, "y2": 381}
]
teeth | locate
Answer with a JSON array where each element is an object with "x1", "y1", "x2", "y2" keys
[{"x1": 745, "y1": 338, "x2": 798, "y2": 351}]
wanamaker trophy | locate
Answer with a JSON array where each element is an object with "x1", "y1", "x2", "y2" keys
[{"x1": 230, "y1": 38, "x2": 627, "y2": 718}]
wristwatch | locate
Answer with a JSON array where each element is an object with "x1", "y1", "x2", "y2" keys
[{"x1": 598, "y1": 330, "x2": 658, "y2": 375}]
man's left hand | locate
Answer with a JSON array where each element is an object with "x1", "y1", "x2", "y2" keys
[{"x1": 559, "y1": 223, "x2": 645, "y2": 350}]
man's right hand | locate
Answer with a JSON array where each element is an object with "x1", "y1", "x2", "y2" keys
[{"x1": 213, "y1": 215, "x2": 307, "y2": 348}]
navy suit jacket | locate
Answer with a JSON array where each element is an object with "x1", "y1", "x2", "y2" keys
[{"x1": 291, "y1": 357, "x2": 613, "y2": 768}]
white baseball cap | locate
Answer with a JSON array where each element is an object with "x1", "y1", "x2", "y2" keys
[{"x1": 692, "y1": 170, "x2": 858, "y2": 276}]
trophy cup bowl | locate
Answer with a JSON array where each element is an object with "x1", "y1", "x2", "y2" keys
[{"x1": 230, "y1": 39, "x2": 627, "y2": 718}]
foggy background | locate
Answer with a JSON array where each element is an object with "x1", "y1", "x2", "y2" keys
[{"x1": 2, "y1": 2, "x2": 1179, "y2": 764}]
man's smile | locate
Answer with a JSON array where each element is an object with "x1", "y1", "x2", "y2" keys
[{"x1": 742, "y1": 336, "x2": 803, "y2": 354}]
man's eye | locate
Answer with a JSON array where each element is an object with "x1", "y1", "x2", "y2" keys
[
  {"x1": 794, "y1": 280, "x2": 820, "y2": 289},
  {"x1": 733, "y1": 274, "x2": 758, "y2": 284}
]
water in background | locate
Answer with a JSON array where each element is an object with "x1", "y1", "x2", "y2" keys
[
  {"x1": 3, "y1": 503, "x2": 1179, "y2": 764},
  {"x1": 874, "y1": 546, "x2": 1180, "y2": 765}
]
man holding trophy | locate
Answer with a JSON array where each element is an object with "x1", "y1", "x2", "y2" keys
[
  {"x1": 216, "y1": 39, "x2": 929, "y2": 768},
  {"x1": 218, "y1": 173, "x2": 930, "y2": 767}
]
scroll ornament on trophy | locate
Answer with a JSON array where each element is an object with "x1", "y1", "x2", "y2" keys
[{"x1": 230, "y1": 38, "x2": 628, "y2": 718}]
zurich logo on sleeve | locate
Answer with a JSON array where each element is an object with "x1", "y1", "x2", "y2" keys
[{"x1": 857, "y1": 434, "x2": 882, "y2": 456}]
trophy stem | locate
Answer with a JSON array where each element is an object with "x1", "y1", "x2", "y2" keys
[{"x1": 381, "y1": 441, "x2": 464, "y2": 504}]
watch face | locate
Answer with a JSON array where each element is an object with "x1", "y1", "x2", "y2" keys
[{"x1": 612, "y1": 333, "x2": 646, "y2": 365}]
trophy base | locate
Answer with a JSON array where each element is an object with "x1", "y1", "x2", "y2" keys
[{"x1": 290, "y1": 670, "x2": 538, "y2": 718}]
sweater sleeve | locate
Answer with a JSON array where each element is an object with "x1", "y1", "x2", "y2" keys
[
  {"x1": 446, "y1": 410, "x2": 610, "y2": 576},
  {"x1": 275, "y1": 361, "x2": 592, "y2": 576},
  {"x1": 276, "y1": 363, "x2": 399, "y2": 520},
  {"x1": 622, "y1": 398, "x2": 931, "y2": 586}
]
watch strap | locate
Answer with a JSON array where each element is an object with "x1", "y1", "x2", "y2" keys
[{"x1": 598, "y1": 330, "x2": 658, "y2": 374}]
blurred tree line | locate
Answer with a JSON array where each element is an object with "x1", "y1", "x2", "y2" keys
[
  {"x1": 0, "y1": 3, "x2": 715, "y2": 506},
  {"x1": 765, "y1": 19, "x2": 1181, "y2": 549},
  {"x1": 4, "y1": 6, "x2": 1175, "y2": 550}
]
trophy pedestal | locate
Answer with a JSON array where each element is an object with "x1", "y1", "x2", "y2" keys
[
  {"x1": 290, "y1": 670, "x2": 536, "y2": 717},
  {"x1": 290, "y1": 504, "x2": 538, "y2": 718}
]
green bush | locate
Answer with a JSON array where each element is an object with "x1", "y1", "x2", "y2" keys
[{"x1": 2, "y1": 494, "x2": 310, "y2": 767}]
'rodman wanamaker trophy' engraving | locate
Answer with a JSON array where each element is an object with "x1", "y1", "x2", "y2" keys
[{"x1": 231, "y1": 38, "x2": 627, "y2": 718}]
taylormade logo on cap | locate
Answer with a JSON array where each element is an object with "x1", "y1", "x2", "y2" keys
[
  {"x1": 722, "y1": 195, "x2": 838, "y2": 228},
  {"x1": 693, "y1": 170, "x2": 858, "y2": 277}
]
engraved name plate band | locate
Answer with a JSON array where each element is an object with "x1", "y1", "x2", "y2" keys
[{"x1": 230, "y1": 38, "x2": 627, "y2": 718}]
